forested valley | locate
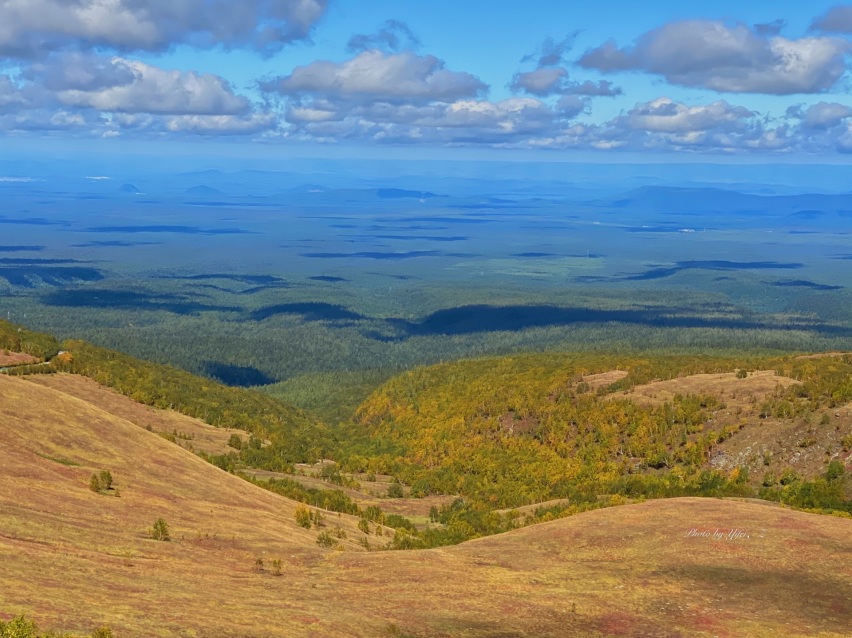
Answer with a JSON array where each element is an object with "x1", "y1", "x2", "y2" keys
[{"x1": 3, "y1": 318, "x2": 850, "y2": 550}]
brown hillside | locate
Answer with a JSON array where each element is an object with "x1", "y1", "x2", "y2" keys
[
  {"x1": 0, "y1": 351, "x2": 39, "y2": 366},
  {"x1": 26, "y1": 372, "x2": 250, "y2": 456},
  {"x1": 619, "y1": 369, "x2": 800, "y2": 408},
  {"x1": 1, "y1": 374, "x2": 851, "y2": 637}
]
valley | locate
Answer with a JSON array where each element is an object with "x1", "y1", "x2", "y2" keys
[{"x1": 1, "y1": 373, "x2": 850, "y2": 637}]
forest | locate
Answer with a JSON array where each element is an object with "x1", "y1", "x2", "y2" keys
[{"x1": 2, "y1": 318, "x2": 850, "y2": 549}]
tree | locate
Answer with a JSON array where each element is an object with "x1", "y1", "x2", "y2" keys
[
  {"x1": 387, "y1": 482, "x2": 404, "y2": 498},
  {"x1": 826, "y1": 460, "x2": 845, "y2": 482},
  {"x1": 0, "y1": 616, "x2": 40, "y2": 638},
  {"x1": 295, "y1": 505, "x2": 312, "y2": 529},
  {"x1": 316, "y1": 530, "x2": 338, "y2": 548},
  {"x1": 89, "y1": 474, "x2": 101, "y2": 493},
  {"x1": 99, "y1": 470, "x2": 113, "y2": 491},
  {"x1": 227, "y1": 433, "x2": 243, "y2": 450},
  {"x1": 151, "y1": 518, "x2": 171, "y2": 541}
]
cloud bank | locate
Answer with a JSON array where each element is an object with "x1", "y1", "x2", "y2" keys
[{"x1": 1, "y1": 5, "x2": 851, "y2": 155}]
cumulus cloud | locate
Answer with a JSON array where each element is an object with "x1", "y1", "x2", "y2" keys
[
  {"x1": 812, "y1": 5, "x2": 852, "y2": 33},
  {"x1": 0, "y1": 108, "x2": 103, "y2": 132},
  {"x1": 579, "y1": 20, "x2": 851, "y2": 94},
  {"x1": 0, "y1": 55, "x2": 273, "y2": 137},
  {"x1": 347, "y1": 20, "x2": 421, "y2": 53},
  {"x1": 622, "y1": 98, "x2": 756, "y2": 134},
  {"x1": 511, "y1": 35, "x2": 622, "y2": 98},
  {"x1": 521, "y1": 34, "x2": 578, "y2": 67},
  {"x1": 522, "y1": 96, "x2": 795, "y2": 154},
  {"x1": 262, "y1": 50, "x2": 487, "y2": 104},
  {"x1": 50, "y1": 58, "x2": 249, "y2": 115},
  {"x1": 281, "y1": 96, "x2": 577, "y2": 146},
  {"x1": 510, "y1": 67, "x2": 621, "y2": 97},
  {"x1": 0, "y1": 0, "x2": 329, "y2": 57},
  {"x1": 787, "y1": 101, "x2": 852, "y2": 129},
  {"x1": 0, "y1": 74, "x2": 41, "y2": 112}
]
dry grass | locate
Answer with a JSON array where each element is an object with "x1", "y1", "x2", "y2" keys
[
  {"x1": 582, "y1": 369, "x2": 629, "y2": 390},
  {"x1": 610, "y1": 370, "x2": 852, "y2": 479},
  {"x1": 1, "y1": 374, "x2": 851, "y2": 637},
  {"x1": 27, "y1": 373, "x2": 250, "y2": 455},
  {"x1": 0, "y1": 351, "x2": 39, "y2": 366},
  {"x1": 619, "y1": 370, "x2": 800, "y2": 408}
]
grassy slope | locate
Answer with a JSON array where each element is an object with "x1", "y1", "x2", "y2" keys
[
  {"x1": 1, "y1": 374, "x2": 851, "y2": 637},
  {"x1": 26, "y1": 373, "x2": 252, "y2": 456}
]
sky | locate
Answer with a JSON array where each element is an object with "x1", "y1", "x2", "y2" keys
[{"x1": 3, "y1": 0, "x2": 852, "y2": 161}]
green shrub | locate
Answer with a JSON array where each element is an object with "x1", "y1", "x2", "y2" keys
[
  {"x1": 316, "y1": 530, "x2": 338, "y2": 548},
  {"x1": 0, "y1": 615, "x2": 42, "y2": 638},
  {"x1": 151, "y1": 518, "x2": 170, "y2": 541},
  {"x1": 294, "y1": 505, "x2": 312, "y2": 529},
  {"x1": 99, "y1": 470, "x2": 113, "y2": 491},
  {"x1": 826, "y1": 460, "x2": 845, "y2": 482}
]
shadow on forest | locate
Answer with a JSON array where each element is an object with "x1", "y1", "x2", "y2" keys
[
  {"x1": 767, "y1": 279, "x2": 843, "y2": 291},
  {"x1": 309, "y1": 276, "x2": 349, "y2": 282},
  {"x1": 0, "y1": 245, "x2": 45, "y2": 252},
  {"x1": 72, "y1": 240, "x2": 162, "y2": 247},
  {"x1": 366, "y1": 303, "x2": 850, "y2": 340},
  {"x1": 42, "y1": 289, "x2": 240, "y2": 314},
  {"x1": 344, "y1": 234, "x2": 469, "y2": 242},
  {"x1": 0, "y1": 258, "x2": 88, "y2": 265},
  {"x1": 165, "y1": 273, "x2": 287, "y2": 285},
  {"x1": 301, "y1": 250, "x2": 476, "y2": 260},
  {"x1": 0, "y1": 217, "x2": 69, "y2": 226},
  {"x1": 0, "y1": 266, "x2": 104, "y2": 288},
  {"x1": 86, "y1": 225, "x2": 254, "y2": 235},
  {"x1": 249, "y1": 302, "x2": 364, "y2": 322},
  {"x1": 380, "y1": 216, "x2": 497, "y2": 225},
  {"x1": 203, "y1": 361, "x2": 275, "y2": 387},
  {"x1": 622, "y1": 260, "x2": 804, "y2": 282}
]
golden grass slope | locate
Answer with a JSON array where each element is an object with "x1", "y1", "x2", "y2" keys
[
  {"x1": 26, "y1": 372, "x2": 250, "y2": 456},
  {"x1": 1, "y1": 374, "x2": 851, "y2": 637}
]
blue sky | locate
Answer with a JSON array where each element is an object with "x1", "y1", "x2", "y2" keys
[{"x1": 2, "y1": 0, "x2": 852, "y2": 160}]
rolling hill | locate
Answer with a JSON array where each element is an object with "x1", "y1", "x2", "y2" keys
[
  {"x1": 349, "y1": 352, "x2": 852, "y2": 510},
  {"x1": 1, "y1": 373, "x2": 851, "y2": 637}
]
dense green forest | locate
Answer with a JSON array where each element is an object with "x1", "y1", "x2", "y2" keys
[{"x1": 5, "y1": 275, "x2": 852, "y2": 427}]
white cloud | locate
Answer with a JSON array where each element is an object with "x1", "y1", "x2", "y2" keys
[
  {"x1": 263, "y1": 50, "x2": 487, "y2": 104},
  {"x1": 510, "y1": 67, "x2": 621, "y2": 97},
  {"x1": 812, "y1": 5, "x2": 852, "y2": 33},
  {"x1": 622, "y1": 98, "x2": 755, "y2": 134},
  {"x1": 0, "y1": 74, "x2": 36, "y2": 112},
  {"x1": 579, "y1": 20, "x2": 851, "y2": 94},
  {"x1": 47, "y1": 57, "x2": 251, "y2": 115},
  {"x1": 789, "y1": 101, "x2": 852, "y2": 129},
  {"x1": 0, "y1": 0, "x2": 328, "y2": 57},
  {"x1": 347, "y1": 20, "x2": 421, "y2": 54}
]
